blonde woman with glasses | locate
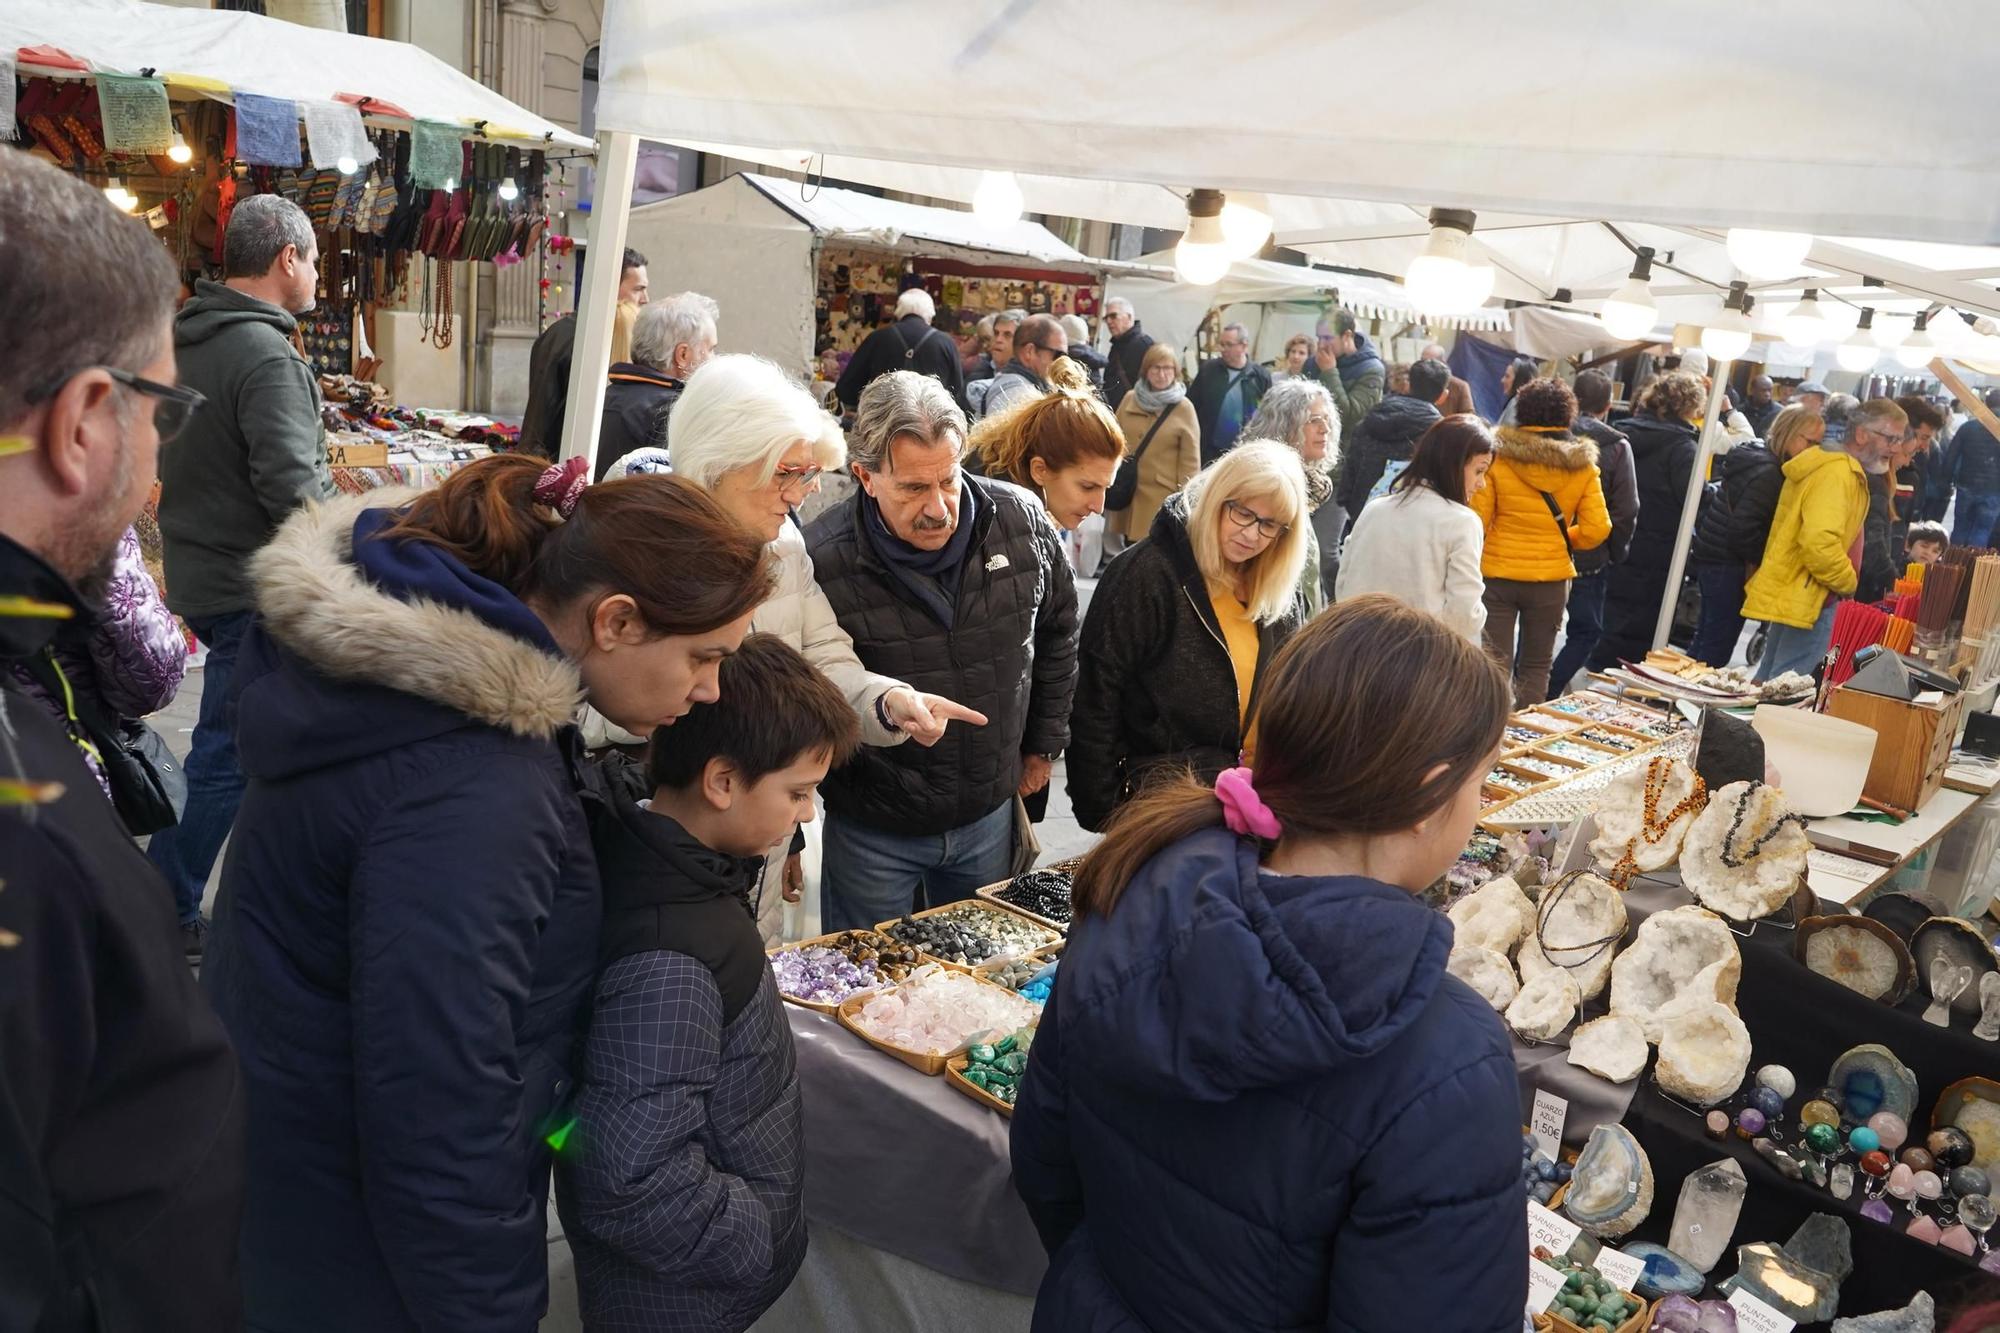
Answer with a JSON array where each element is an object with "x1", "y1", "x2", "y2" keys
[
  {"x1": 590, "y1": 353, "x2": 983, "y2": 941},
  {"x1": 1067, "y1": 440, "x2": 1310, "y2": 831}
]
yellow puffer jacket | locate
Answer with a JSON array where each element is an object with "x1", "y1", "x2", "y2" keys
[
  {"x1": 1469, "y1": 426, "x2": 1612, "y2": 582},
  {"x1": 1741, "y1": 446, "x2": 1869, "y2": 629}
]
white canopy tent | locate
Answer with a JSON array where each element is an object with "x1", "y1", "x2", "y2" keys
[
  {"x1": 572, "y1": 0, "x2": 2000, "y2": 650},
  {"x1": 624, "y1": 172, "x2": 1126, "y2": 374},
  {"x1": 1, "y1": 0, "x2": 591, "y2": 148}
]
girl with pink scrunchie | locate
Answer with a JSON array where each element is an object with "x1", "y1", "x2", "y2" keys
[{"x1": 1011, "y1": 594, "x2": 1532, "y2": 1331}]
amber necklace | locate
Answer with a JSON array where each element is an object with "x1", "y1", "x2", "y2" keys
[{"x1": 1606, "y1": 756, "x2": 1708, "y2": 887}]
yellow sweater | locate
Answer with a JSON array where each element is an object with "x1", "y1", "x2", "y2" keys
[{"x1": 1208, "y1": 580, "x2": 1260, "y2": 761}]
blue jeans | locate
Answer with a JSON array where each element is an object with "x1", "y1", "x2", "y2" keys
[
  {"x1": 1954, "y1": 490, "x2": 2000, "y2": 550},
  {"x1": 1690, "y1": 562, "x2": 1749, "y2": 667},
  {"x1": 1754, "y1": 599, "x2": 1839, "y2": 682},
  {"x1": 147, "y1": 611, "x2": 253, "y2": 924},
  {"x1": 820, "y1": 801, "x2": 1015, "y2": 933},
  {"x1": 1549, "y1": 570, "x2": 1607, "y2": 695}
]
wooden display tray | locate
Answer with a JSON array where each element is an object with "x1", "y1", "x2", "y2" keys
[
  {"x1": 973, "y1": 940, "x2": 1065, "y2": 991},
  {"x1": 1536, "y1": 1295, "x2": 1645, "y2": 1333},
  {"x1": 1528, "y1": 733, "x2": 1629, "y2": 761},
  {"x1": 945, "y1": 1053, "x2": 1016, "y2": 1117},
  {"x1": 767, "y1": 929, "x2": 911, "y2": 1014},
  {"x1": 974, "y1": 880, "x2": 1072, "y2": 934},
  {"x1": 834, "y1": 971, "x2": 1035, "y2": 1076},
  {"x1": 876, "y1": 901, "x2": 1062, "y2": 973}
]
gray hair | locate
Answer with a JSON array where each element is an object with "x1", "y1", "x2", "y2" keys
[
  {"x1": 1220, "y1": 321, "x2": 1251, "y2": 344},
  {"x1": 1059, "y1": 314, "x2": 1091, "y2": 346},
  {"x1": 1245, "y1": 376, "x2": 1338, "y2": 452},
  {"x1": 975, "y1": 313, "x2": 998, "y2": 341},
  {"x1": 1104, "y1": 296, "x2": 1134, "y2": 318},
  {"x1": 1001, "y1": 307, "x2": 1028, "y2": 326},
  {"x1": 668, "y1": 353, "x2": 842, "y2": 487},
  {"x1": 632, "y1": 291, "x2": 719, "y2": 371},
  {"x1": 223, "y1": 193, "x2": 315, "y2": 279},
  {"x1": 896, "y1": 287, "x2": 936, "y2": 321},
  {"x1": 849, "y1": 370, "x2": 966, "y2": 473},
  {"x1": 0, "y1": 151, "x2": 177, "y2": 426}
]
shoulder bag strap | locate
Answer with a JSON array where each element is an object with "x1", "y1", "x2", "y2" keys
[
  {"x1": 1536, "y1": 489, "x2": 1575, "y2": 557},
  {"x1": 1130, "y1": 407, "x2": 1173, "y2": 463}
]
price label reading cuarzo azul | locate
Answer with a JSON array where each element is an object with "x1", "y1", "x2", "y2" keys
[{"x1": 1531, "y1": 1088, "x2": 1569, "y2": 1160}]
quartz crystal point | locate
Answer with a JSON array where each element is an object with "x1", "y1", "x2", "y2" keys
[{"x1": 1670, "y1": 1159, "x2": 1747, "y2": 1272}]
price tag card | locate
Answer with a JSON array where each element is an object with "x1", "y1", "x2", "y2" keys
[
  {"x1": 1526, "y1": 1258, "x2": 1566, "y2": 1315},
  {"x1": 1728, "y1": 1290, "x2": 1797, "y2": 1333},
  {"x1": 1593, "y1": 1247, "x2": 1645, "y2": 1293},
  {"x1": 1526, "y1": 1200, "x2": 1581, "y2": 1259},
  {"x1": 1531, "y1": 1088, "x2": 1569, "y2": 1159}
]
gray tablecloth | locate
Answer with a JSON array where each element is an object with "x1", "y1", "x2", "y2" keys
[{"x1": 786, "y1": 1006, "x2": 1048, "y2": 1298}]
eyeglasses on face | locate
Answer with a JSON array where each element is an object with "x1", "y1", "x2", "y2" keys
[
  {"x1": 1222, "y1": 497, "x2": 1289, "y2": 540},
  {"x1": 25, "y1": 365, "x2": 207, "y2": 444},
  {"x1": 772, "y1": 463, "x2": 823, "y2": 494}
]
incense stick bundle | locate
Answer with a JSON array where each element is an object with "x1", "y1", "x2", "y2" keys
[
  {"x1": 1883, "y1": 617, "x2": 1915, "y2": 653},
  {"x1": 1828, "y1": 599, "x2": 1889, "y2": 688},
  {"x1": 1917, "y1": 561, "x2": 1965, "y2": 633}
]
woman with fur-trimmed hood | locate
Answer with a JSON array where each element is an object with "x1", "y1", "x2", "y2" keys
[
  {"x1": 1468, "y1": 377, "x2": 1610, "y2": 704},
  {"x1": 201, "y1": 456, "x2": 776, "y2": 1333}
]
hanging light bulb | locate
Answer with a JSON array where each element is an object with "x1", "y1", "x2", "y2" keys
[
  {"x1": 498, "y1": 176, "x2": 520, "y2": 202},
  {"x1": 1403, "y1": 207, "x2": 1496, "y2": 315},
  {"x1": 1780, "y1": 288, "x2": 1825, "y2": 346},
  {"x1": 1218, "y1": 190, "x2": 1273, "y2": 259},
  {"x1": 1699, "y1": 281, "x2": 1754, "y2": 363},
  {"x1": 1726, "y1": 228, "x2": 1814, "y2": 279},
  {"x1": 1174, "y1": 189, "x2": 1232, "y2": 286},
  {"x1": 1598, "y1": 246, "x2": 1658, "y2": 340},
  {"x1": 167, "y1": 130, "x2": 193, "y2": 165},
  {"x1": 1895, "y1": 312, "x2": 1935, "y2": 370},
  {"x1": 1836, "y1": 309, "x2": 1881, "y2": 372},
  {"x1": 103, "y1": 178, "x2": 136, "y2": 212},
  {"x1": 971, "y1": 170, "x2": 1023, "y2": 227}
]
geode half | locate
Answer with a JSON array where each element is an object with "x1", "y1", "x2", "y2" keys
[
  {"x1": 1568, "y1": 1013, "x2": 1650, "y2": 1083},
  {"x1": 1796, "y1": 914, "x2": 1915, "y2": 1004},
  {"x1": 1564, "y1": 1122, "x2": 1655, "y2": 1239},
  {"x1": 1446, "y1": 944, "x2": 1518, "y2": 1011},
  {"x1": 1655, "y1": 1002, "x2": 1752, "y2": 1106},
  {"x1": 1591, "y1": 757, "x2": 1705, "y2": 874},
  {"x1": 1446, "y1": 874, "x2": 1534, "y2": 955},
  {"x1": 1519, "y1": 871, "x2": 1627, "y2": 1001},
  {"x1": 1609, "y1": 906, "x2": 1742, "y2": 1042},
  {"x1": 1506, "y1": 967, "x2": 1580, "y2": 1042},
  {"x1": 1680, "y1": 781, "x2": 1810, "y2": 921}
]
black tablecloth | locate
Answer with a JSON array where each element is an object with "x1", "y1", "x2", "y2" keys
[{"x1": 1616, "y1": 926, "x2": 2000, "y2": 1323}]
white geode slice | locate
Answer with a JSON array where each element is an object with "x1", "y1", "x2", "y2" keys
[
  {"x1": 1447, "y1": 875, "x2": 1535, "y2": 955},
  {"x1": 1591, "y1": 758, "x2": 1704, "y2": 873},
  {"x1": 1447, "y1": 945, "x2": 1519, "y2": 1011},
  {"x1": 1505, "y1": 967, "x2": 1580, "y2": 1042},
  {"x1": 1568, "y1": 1014, "x2": 1650, "y2": 1083},
  {"x1": 1564, "y1": 1123, "x2": 1655, "y2": 1239},
  {"x1": 1680, "y1": 781, "x2": 1809, "y2": 921},
  {"x1": 1518, "y1": 872, "x2": 1627, "y2": 1000},
  {"x1": 1655, "y1": 1002, "x2": 1753, "y2": 1106},
  {"x1": 1609, "y1": 906, "x2": 1743, "y2": 1042}
]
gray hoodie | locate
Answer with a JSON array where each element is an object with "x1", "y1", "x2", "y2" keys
[{"x1": 158, "y1": 280, "x2": 334, "y2": 618}]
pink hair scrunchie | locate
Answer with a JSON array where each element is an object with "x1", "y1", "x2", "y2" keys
[
  {"x1": 1215, "y1": 767, "x2": 1282, "y2": 840},
  {"x1": 533, "y1": 455, "x2": 590, "y2": 518}
]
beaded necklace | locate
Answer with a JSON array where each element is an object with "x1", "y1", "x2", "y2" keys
[
  {"x1": 1605, "y1": 756, "x2": 1708, "y2": 888},
  {"x1": 1718, "y1": 781, "x2": 1809, "y2": 868}
]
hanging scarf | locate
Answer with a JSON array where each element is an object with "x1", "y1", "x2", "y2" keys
[
  {"x1": 1134, "y1": 379, "x2": 1187, "y2": 414},
  {"x1": 1302, "y1": 459, "x2": 1334, "y2": 513},
  {"x1": 860, "y1": 482, "x2": 980, "y2": 628}
]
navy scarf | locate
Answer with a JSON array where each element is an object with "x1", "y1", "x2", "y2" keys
[{"x1": 861, "y1": 481, "x2": 980, "y2": 628}]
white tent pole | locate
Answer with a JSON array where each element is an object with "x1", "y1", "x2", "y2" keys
[
  {"x1": 560, "y1": 130, "x2": 640, "y2": 472},
  {"x1": 1652, "y1": 367, "x2": 1731, "y2": 649}
]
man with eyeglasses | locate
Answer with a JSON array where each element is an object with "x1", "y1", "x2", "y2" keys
[
  {"x1": 153, "y1": 192, "x2": 336, "y2": 960},
  {"x1": 980, "y1": 312, "x2": 1069, "y2": 419},
  {"x1": 0, "y1": 149, "x2": 247, "y2": 1333},
  {"x1": 1188, "y1": 321, "x2": 1273, "y2": 465},
  {"x1": 1846, "y1": 398, "x2": 1912, "y2": 604},
  {"x1": 1100, "y1": 296, "x2": 1155, "y2": 412}
]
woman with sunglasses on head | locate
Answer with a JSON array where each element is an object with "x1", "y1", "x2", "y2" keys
[
  {"x1": 1015, "y1": 596, "x2": 1526, "y2": 1332},
  {"x1": 1066, "y1": 440, "x2": 1309, "y2": 833},
  {"x1": 663, "y1": 354, "x2": 987, "y2": 940}
]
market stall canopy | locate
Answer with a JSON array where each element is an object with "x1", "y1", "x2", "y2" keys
[
  {"x1": 596, "y1": 0, "x2": 2000, "y2": 247},
  {"x1": 2, "y1": 0, "x2": 592, "y2": 149}
]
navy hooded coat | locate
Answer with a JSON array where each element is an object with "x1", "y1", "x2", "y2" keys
[
  {"x1": 202, "y1": 491, "x2": 602, "y2": 1332},
  {"x1": 1010, "y1": 828, "x2": 1527, "y2": 1332}
]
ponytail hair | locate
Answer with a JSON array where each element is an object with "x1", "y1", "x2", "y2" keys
[
  {"x1": 384, "y1": 453, "x2": 775, "y2": 636},
  {"x1": 967, "y1": 356, "x2": 1125, "y2": 486},
  {"x1": 1072, "y1": 595, "x2": 1510, "y2": 917}
]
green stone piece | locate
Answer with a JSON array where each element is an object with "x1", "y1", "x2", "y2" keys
[
  {"x1": 969, "y1": 1044, "x2": 996, "y2": 1063},
  {"x1": 1804, "y1": 1122, "x2": 1841, "y2": 1154}
]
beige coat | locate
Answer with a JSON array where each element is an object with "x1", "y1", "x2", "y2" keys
[{"x1": 1112, "y1": 392, "x2": 1202, "y2": 538}]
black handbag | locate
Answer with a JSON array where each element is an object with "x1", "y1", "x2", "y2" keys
[
  {"x1": 1105, "y1": 406, "x2": 1174, "y2": 513},
  {"x1": 21, "y1": 648, "x2": 186, "y2": 836}
]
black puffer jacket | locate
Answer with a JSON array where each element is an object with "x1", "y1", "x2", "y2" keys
[
  {"x1": 1103, "y1": 322, "x2": 1155, "y2": 414},
  {"x1": 1621, "y1": 414, "x2": 1701, "y2": 566},
  {"x1": 1337, "y1": 393, "x2": 1442, "y2": 514},
  {"x1": 594, "y1": 364, "x2": 683, "y2": 481},
  {"x1": 1690, "y1": 442, "x2": 1785, "y2": 568},
  {"x1": 1573, "y1": 415, "x2": 1640, "y2": 572},
  {"x1": 1859, "y1": 470, "x2": 1899, "y2": 604},
  {"x1": 1066, "y1": 496, "x2": 1304, "y2": 832},
  {"x1": 806, "y1": 476, "x2": 1078, "y2": 835}
]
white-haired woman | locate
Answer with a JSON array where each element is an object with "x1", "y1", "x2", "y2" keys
[
  {"x1": 1242, "y1": 377, "x2": 1339, "y2": 614},
  {"x1": 1066, "y1": 440, "x2": 1310, "y2": 832},
  {"x1": 664, "y1": 353, "x2": 985, "y2": 940}
]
